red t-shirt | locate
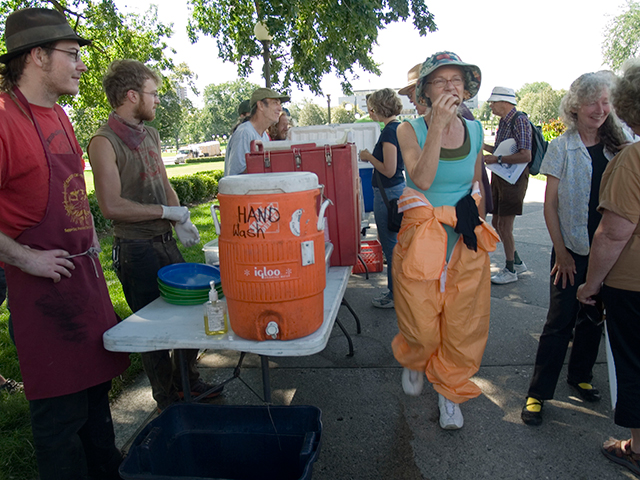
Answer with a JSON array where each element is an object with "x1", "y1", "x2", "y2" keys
[{"x1": 0, "y1": 92, "x2": 81, "y2": 239}]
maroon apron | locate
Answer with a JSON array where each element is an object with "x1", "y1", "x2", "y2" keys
[{"x1": 4, "y1": 89, "x2": 129, "y2": 400}]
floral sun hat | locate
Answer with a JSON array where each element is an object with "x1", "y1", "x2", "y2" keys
[{"x1": 415, "y1": 51, "x2": 481, "y2": 106}]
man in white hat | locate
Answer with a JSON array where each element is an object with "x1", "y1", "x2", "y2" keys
[
  {"x1": 483, "y1": 86, "x2": 532, "y2": 284},
  {"x1": 224, "y1": 87, "x2": 290, "y2": 176},
  {"x1": 0, "y1": 7, "x2": 129, "y2": 478}
]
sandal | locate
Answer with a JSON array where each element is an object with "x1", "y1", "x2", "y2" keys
[
  {"x1": 521, "y1": 397, "x2": 543, "y2": 426},
  {"x1": 602, "y1": 438, "x2": 640, "y2": 476}
]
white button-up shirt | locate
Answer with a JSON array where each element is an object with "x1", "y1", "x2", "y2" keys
[{"x1": 540, "y1": 129, "x2": 617, "y2": 255}]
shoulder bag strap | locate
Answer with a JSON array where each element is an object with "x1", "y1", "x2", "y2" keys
[{"x1": 374, "y1": 169, "x2": 391, "y2": 209}]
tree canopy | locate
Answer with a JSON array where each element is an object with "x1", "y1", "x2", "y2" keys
[
  {"x1": 187, "y1": 0, "x2": 436, "y2": 95},
  {"x1": 516, "y1": 82, "x2": 565, "y2": 125},
  {"x1": 0, "y1": 0, "x2": 183, "y2": 147},
  {"x1": 182, "y1": 78, "x2": 260, "y2": 142},
  {"x1": 297, "y1": 99, "x2": 327, "y2": 126},
  {"x1": 603, "y1": 0, "x2": 640, "y2": 71}
]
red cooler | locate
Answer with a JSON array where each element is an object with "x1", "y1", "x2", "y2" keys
[
  {"x1": 245, "y1": 141, "x2": 360, "y2": 267},
  {"x1": 215, "y1": 172, "x2": 330, "y2": 341}
]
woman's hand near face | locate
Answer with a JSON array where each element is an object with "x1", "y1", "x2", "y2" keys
[{"x1": 429, "y1": 93, "x2": 460, "y2": 131}]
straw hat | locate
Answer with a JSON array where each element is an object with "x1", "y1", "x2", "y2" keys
[{"x1": 398, "y1": 64, "x2": 422, "y2": 96}]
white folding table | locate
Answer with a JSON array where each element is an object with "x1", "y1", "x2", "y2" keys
[{"x1": 103, "y1": 266, "x2": 359, "y2": 403}]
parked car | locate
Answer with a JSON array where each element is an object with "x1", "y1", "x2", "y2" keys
[{"x1": 175, "y1": 148, "x2": 191, "y2": 164}]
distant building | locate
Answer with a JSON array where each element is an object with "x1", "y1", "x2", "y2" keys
[
  {"x1": 339, "y1": 88, "x2": 478, "y2": 119},
  {"x1": 338, "y1": 89, "x2": 417, "y2": 119},
  {"x1": 176, "y1": 85, "x2": 188, "y2": 102}
]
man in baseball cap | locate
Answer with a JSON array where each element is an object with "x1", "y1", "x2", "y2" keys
[
  {"x1": 238, "y1": 98, "x2": 251, "y2": 117},
  {"x1": 0, "y1": 8, "x2": 128, "y2": 479},
  {"x1": 230, "y1": 98, "x2": 252, "y2": 134},
  {"x1": 224, "y1": 87, "x2": 289, "y2": 175},
  {"x1": 483, "y1": 86, "x2": 532, "y2": 284}
]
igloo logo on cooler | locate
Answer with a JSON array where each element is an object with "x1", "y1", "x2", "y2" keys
[{"x1": 253, "y1": 266, "x2": 292, "y2": 279}]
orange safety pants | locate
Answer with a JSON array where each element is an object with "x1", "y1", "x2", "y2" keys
[{"x1": 391, "y1": 191, "x2": 498, "y2": 404}]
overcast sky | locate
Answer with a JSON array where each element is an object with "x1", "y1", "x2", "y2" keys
[{"x1": 115, "y1": 0, "x2": 628, "y2": 107}]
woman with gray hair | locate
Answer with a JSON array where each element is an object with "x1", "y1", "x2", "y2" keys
[
  {"x1": 576, "y1": 59, "x2": 640, "y2": 477},
  {"x1": 359, "y1": 88, "x2": 405, "y2": 308},
  {"x1": 522, "y1": 71, "x2": 629, "y2": 426}
]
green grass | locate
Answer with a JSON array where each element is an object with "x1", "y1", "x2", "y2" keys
[
  {"x1": 83, "y1": 159, "x2": 224, "y2": 194},
  {"x1": 0, "y1": 202, "x2": 219, "y2": 480}
]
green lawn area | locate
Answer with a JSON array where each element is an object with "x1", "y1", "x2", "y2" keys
[
  {"x1": 84, "y1": 160, "x2": 224, "y2": 193},
  {"x1": 0, "y1": 201, "x2": 221, "y2": 479}
]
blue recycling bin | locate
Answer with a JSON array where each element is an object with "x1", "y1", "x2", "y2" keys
[
  {"x1": 120, "y1": 404, "x2": 322, "y2": 480},
  {"x1": 358, "y1": 164, "x2": 374, "y2": 212}
]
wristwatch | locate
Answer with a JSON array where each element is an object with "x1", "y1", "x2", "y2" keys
[{"x1": 497, "y1": 155, "x2": 503, "y2": 165}]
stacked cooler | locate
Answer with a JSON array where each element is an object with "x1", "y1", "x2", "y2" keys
[{"x1": 245, "y1": 141, "x2": 360, "y2": 267}]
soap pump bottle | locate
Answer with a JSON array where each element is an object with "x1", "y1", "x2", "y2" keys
[{"x1": 204, "y1": 281, "x2": 227, "y2": 335}]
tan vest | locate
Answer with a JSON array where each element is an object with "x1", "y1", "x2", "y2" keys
[{"x1": 91, "y1": 119, "x2": 171, "y2": 238}]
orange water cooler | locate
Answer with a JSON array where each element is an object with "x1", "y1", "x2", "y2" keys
[{"x1": 214, "y1": 172, "x2": 331, "y2": 341}]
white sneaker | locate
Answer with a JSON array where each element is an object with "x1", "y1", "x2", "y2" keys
[
  {"x1": 373, "y1": 290, "x2": 390, "y2": 301},
  {"x1": 514, "y1": 261, "x2": 528, "y2": 274},
  {"x1": 491, "y1": 268, "x2": 518, "y2": 285},
  {"x1": 401, "y1": 368, "x2": 424, "y2": 396},
  {"x1": 372, "y1": 291, "x2": 394, "y2": 309},
  {"x1": 438, "y1": 394, "x2": 464, "y2": 430}
]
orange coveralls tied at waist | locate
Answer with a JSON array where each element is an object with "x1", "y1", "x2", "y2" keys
[{"x1": 391, "y1": 187, "x2": 500, "y2": 403}]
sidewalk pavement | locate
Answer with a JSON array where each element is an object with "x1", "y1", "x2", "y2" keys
[{"x1": 110, "y1": 177, "x2": 628, "y2": 479}]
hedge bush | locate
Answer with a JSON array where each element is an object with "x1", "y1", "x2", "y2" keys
[
  {"x1": 186, "y1": 155, "x2": 224, "y2": 164},
  {"x1": 89, "y1": 170, "x2": 224, "y2": 233}
]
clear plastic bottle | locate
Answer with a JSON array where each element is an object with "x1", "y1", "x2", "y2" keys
[{"x1": 204, "y1": 281, "x2": 228, "y2": 335}]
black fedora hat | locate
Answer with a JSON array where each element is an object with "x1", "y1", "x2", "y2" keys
[{"x1": 0, "y1": 8, "x2": 91, "y2": 64}]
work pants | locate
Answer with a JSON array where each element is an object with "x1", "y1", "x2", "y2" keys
[
  {"x1": 29, "y1": 381, "x2": 122, "y2": 480},
  {"x1": 392, "y1": 240, "x2": 492, "y2": 404},
  {"x1": 113, "y1": 236, "x2": 199, "y2": 410},
  {"x1": 603, "y1": 285, "x2": 640, "y2": 428},
  {"x1": 527, "y1": 248, "x2": 603, "y2": 400}
]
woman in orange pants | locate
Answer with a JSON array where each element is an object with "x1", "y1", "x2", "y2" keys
[{"x1": 392, "y1": 51, "x2": 498, "y2": 430}]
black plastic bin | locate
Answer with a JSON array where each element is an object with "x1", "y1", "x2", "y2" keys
[{"x1": 120, "y1": 404, "x2": 322, "y2": 480}]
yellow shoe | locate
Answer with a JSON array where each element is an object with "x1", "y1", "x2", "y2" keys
[
  {"x1": 568, "y1": 381, "x2": 601, "y2": 402},
  {"x1": 521, "y1": 397, "x2": 543, "y2": 426}
]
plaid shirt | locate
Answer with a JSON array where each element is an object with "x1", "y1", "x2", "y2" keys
[{"x1": 496, "y1": 107, "x2": 532, "y2": 152}]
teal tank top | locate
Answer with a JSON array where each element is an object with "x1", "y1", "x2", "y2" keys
[{"x1": 406, "y1": 116, "x2": 483, "y2": 257}]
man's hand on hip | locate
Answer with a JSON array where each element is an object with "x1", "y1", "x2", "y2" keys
[{"x1": 20, "y1": 246, "x2": 75, "y2": 283}]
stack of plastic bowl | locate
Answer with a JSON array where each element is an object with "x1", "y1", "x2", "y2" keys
[{"x1": 157, "y1": 263, "x2": 223, "y2": 306}]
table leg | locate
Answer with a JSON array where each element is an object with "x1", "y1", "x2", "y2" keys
[
  {"x1": 334, "y1": 318, "x2": 354, "y2": 357},
  {"x1": 260, "y1": 355, "x2": 272, "y2": 403},
  {"x1": 357, "y1": 253, "x2": 369, "y2": 279},
  {"x1": 176, "y1": 349, "x2": 192, "y2": 402},
  {"x1": 341, "y1": 297, "x2": 362, "y2": 334}
]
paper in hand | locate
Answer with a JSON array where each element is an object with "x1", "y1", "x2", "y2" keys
[{"x1": 485, "y1": 138, "x2": 527, "y2": 184}]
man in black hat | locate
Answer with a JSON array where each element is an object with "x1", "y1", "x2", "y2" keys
[
  {"x1": 230, "y1": 98, "x2": 251, "y2": 134},
  {"x1": 0, "y1": 8, "x2": 129, "y2": 479},
  {"x1": 224, "y1": 87, "x2": 289, "y2": 175}
]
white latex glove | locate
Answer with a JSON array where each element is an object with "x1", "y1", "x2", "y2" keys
[
  {"x1": 174, "y1": 219, "x2": 200, "y2": 248},
  {"x1": 161, "y1": 205, "x2": 190, "y2": 223}
]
